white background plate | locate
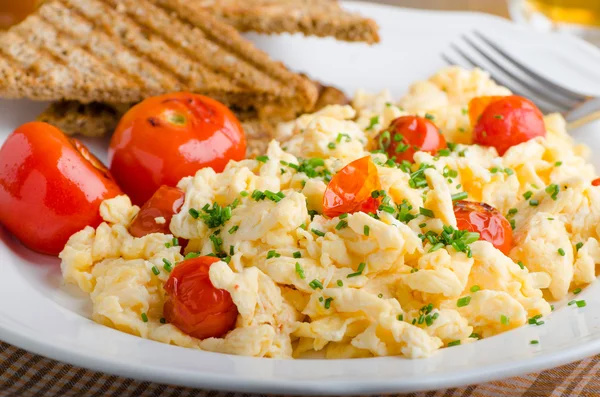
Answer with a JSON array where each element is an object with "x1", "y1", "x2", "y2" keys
[{"x1": 2, "y1": 2, "x2": 600, "y2": 395}]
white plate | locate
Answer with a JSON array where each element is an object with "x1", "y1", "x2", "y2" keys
[{"x1": 2, "y1": 2, "x2": 600, "y2": 395}]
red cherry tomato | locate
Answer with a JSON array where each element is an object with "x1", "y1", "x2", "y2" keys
[
  {"x1": 0, "y1": 122, "x2": 122, "y2": 255},
  {"x1": 454, "y1": 200, "x2": 513, "y2": 255},
  {"x1": 592, "y1": 178, "x2": 600, "y2": 187},
  {"x1": 129, "y1": 185, "x2": 185, "y2": 238},
  {"x1": 163, "y1": 256, "x2": 238, "y2": 339},
  {"x1": 323, "y1": 156, "x2": 381, "y2": 218},
  {"x1": 109, "y1": 92, "x2": 246, "y2": 205},
  {"x1": 376, "y1": 116, "x2": 447, "y2": 163},
  {"x1": 471, "y1": 95, "x2": 546, "y2": 156}
]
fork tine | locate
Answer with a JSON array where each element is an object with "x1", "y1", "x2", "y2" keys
[
  {"x1": 448, "y1": 44, "x2": 562, "y2": 114},
  {"x1": 462, "y1": 35, "x2": 577, "y2": 110},
  {"x1": 474, "y1": 31, "x2": 589, "y2": 102}
]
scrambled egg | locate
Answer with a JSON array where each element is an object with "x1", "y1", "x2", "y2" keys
[{"x1": 61, "y1": 67, "x2": 599, "y2": 359}]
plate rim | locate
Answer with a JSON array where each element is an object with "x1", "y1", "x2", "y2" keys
[{"x1": 2, "y1": 2, "x2": 600, "y2": 395}]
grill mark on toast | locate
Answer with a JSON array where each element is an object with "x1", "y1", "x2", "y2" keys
[
  {"x1": 150, "y1": 0, "x2": 317, "y2": 109},
  {"x1": 11, "y1": 15, "x2": 142, "y2": 101},
  {"x1": 103, "y1": 0, "x2": 287, "y2": 96},
  {"x1": 38, "y1": 2, "x2": 169, "y2": 93},
  {"x1": 63, "y1": 0, "x2": 246, "y2": 101}
]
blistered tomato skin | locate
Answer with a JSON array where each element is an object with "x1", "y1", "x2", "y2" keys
[
  {"x1": 377, "y1": 116, "x2": 447, "y2": 163},
  {"x1": 454, "y1": 200, "x2": 513, "y2": 255},
  {"x1": 109, "y1": 92, "x2": 246, "y2": 205},
  {"x1": 472, "y1": 95, "x2": 546, "y2": 156},
  {"x1": 163, "y1": 256, "x2": 238, "y2": 340},
  {"x1": 323, "y1": 156, "x2": 381, "y2": 218},
  {"x1": 129, "y1": 185, "x2": 185, "y2": 238},
  {"x1": 0, "y1": 122, "x2": 122, "y2": 255}
]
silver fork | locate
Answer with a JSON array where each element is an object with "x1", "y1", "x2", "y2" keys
[{"x1": 442, "y1": 31, "x2": 600, "y2": 130}]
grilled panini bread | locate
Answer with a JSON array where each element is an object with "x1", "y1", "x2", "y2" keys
[
  {"x1": 200, "y1": 0, "x2": 380, "y2": 44},
  {"x1": 0, "y1": 0, "x2": 318, "y2": 113}
]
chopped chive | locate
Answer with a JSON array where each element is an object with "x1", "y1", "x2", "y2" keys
[
  {"x1": 240, "y1": 191, "x2": 249, "y2": 197},
  {"x1": 335, "y1": 220, "x2": 348, "y2": 230},
  {"x1": 163, "y1": 258, "x2": 173, "y2": 272},
  {"x1": 328, "y1": 142, "x2": 336, "y2": 149},
  {"x1": 523, "y1": 191, "x2": 533, "y2": 200},
  {"x1": 337, "y1": 280, "x2": 343, "y2": 287},
  {"x1": 529, "y1": 199, "x2": 539, "y2": 206},
  {"x1": 339, "y1": 213, "x2": 348, "y2": 219},
  {"x1": 558, "y1": 248, "x2": 566, "y2": 256},
  {"x1": 517, "y1": 261, "x2": 524, "y2": 269},
  {"x1": 470, "y1": 285, "x2": 481, "y2": 293},
  {"x1": 256, "y1": 155, "x2": 269, "y2": 163},
  {"x1": 447, "y1": 340, "x2": 461, "y2": 347},
  {"x1": 574, "y1": 288, "x2": 582, "y2": 295},
  {"x1": 159, "y1": 318, "x2": 166, "y2": 324},
  {"x1": 295, "y1": 262, "x2": 305, "y2": 279},
  {"x1": 312, "y1": 228, "x2": 326, "y2": 237},
  {"x1": 508, "y1": 208, "x2": 518, "y2": 216},
  {"x1": 151, "y1": 266, "x2": 160, "y2": 276},
  {"x1": 509, "y1": 219, "x2": 516, "y2": 230},
  {"x1": 419, "y1": 207, "x2": 435, "y2": 218},
  {"x1": 576, "y1": 300, "x2": 587, "y2": 307},
  {"x1": 568, "y1": 300, "x2": 576, "y2": 306},
  {"x1": 576, "y1": 242, "x2": 584, "y2": 251},
  {"x1": 469, "y1": 333, "x2": 481, "y2": 339},
  {"x1": 363, "y1": 225, "x2": 370, "y2": 236},
  {"x1": 293, "y1": 251, "x2": 302, "y2": 259},
  {"x1": 457, "y1": 296, "x2": 471, "y2": 307},
  {"x1": 419, "y1": 223, "x2": 427, "y2": 228},
  {"x1": 425, "y1": 113, "x2": 435, "y2": 121},
  {"x1": 184, "y1": 252, "x2": 200, "y2": 260},
  {"x1": 555, "y1": 161, "x2": 562, "y2": 166},
  {"x1": 347, "y1": 262, "x2": 366, "y2": 278},
  {"x1": 228, "y1": 225, "x2": 239, "y2": 234},
  {"x1": 378, "y1": 293, "x2": 383, "y2": 298},
  {"x1": 309, "y1": 279, "x2": 323, "y2": 290},
  {"x1": 324, "y1": 297, "x2": 333, "y2": 309},
  {"x1": 141, "y1": 313, "x2": 148, "y2": 323},
  {"x1": 500, "y1": 314, "x2": 510, "y2": 325},
  {"x1": 530, "y1": 340, "x2": 539, "y2": 345},
  {"x1": 266, "y1": 250, "x2": 281, "y2": 259},
  {"x1": 397, "y1": 314, "x2": 404, "y2": 321},
  {"x1": 451, "y1": 192, "x2": 468, "y2": 201},
  {"x1": 188, "y1": 208, "x2": 200, "y2": 219},
  {"x1": 429, "y1": 242, "x2": 444, "y2": 253}
]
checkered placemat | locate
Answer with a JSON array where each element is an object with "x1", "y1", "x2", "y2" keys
[{"x1": 1, "y1": 341, "x2": 599, "y2": 396}]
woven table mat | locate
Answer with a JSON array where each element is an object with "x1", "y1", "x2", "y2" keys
[{"x1": 1, "y1": 341, "x2": 599, "y2": 397}]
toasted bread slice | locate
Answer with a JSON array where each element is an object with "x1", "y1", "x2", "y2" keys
[
  {"x1": 200, "y1": 0, "x2": 380, "y2": 44},
  {"x1": 37, "y1": 83, "x2": 349, "y2": 156},
  {"x1": 0, "y1": 0, "x2": 317, "y2": 113}
]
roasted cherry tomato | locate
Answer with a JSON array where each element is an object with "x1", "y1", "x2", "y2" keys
[
  {"x1": 454, "y1": 200, "x2": 513, "y2": 255},
  {"x1": 376, "y1": 116, "x2": 446, "y2": 163},
  {"x1": 0, "y1": 122, "x2": 122, "y2": 255},
  {"x1": 593, "y1": 178, "x2": 600, "y2": 187},
  {"x1": 129, "y1": 185, "x2": 185, "y2": 238},
  {"x1": 109, "y1": 92, "x2": 246, "y2": 205},
  {"x1": 323, "y1": 156, "x2": 381, "y2": 218},
  {"x1": 471, "y1": 95, "x2": 545, "y2": 156},
  {"x1": 163, "y1": 256, "x2": 238, "y2": 339}
]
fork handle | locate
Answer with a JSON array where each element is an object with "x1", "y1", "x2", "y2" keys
[{"x1": 566, "y1": 97, "x2": 600, "y2": 130}]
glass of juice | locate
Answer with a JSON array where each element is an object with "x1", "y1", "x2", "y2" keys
[
  {"x1": 0, "y1": 0, "x2": 39, "y2": 30},
  {"x1": 508, "y1": 0, "x2": 600, "y2": 46}
]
